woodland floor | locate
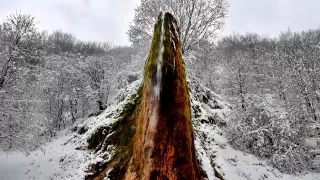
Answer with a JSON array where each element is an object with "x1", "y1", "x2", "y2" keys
[
  {"x1": 0, "y1": 129, "x2": 90, "y2": 180},
  {"x1": 0, "y1": 126, "x2": 319, "y2": 180}
]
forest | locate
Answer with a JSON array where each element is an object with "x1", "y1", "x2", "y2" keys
[{"x1": 0, "y1": 0, "x2": 319, "y2": 179}]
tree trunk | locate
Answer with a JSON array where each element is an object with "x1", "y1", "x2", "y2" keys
[{"x1": 86, "y1": 12, "x2": 209, "y2": 180}]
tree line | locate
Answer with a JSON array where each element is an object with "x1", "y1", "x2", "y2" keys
[
  {"x1": 0, "y1": 0, "x2": 229, "y2": 153},
  {"x1": 3, "y1": 0, "x2": 317, "y2": 174},
  {"x1": 0, "y1": 12, "x2": 140, "y2": 152},
  {"x1": 192, "y1": 30, "x2": 320, "y2": 173}
]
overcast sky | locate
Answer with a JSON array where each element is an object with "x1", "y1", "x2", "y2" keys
[
  {"x1": 0, "y1": 0, "x2": 319, "y2": 46},
  {"x1": 225, "y1": 0, "x2": 320, "y2": 37}
]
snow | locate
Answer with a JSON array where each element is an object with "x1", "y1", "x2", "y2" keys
[
  {"x1": 195, "y1": 139, "x2": 216, "y2": 180},
  {"x1": 189, "y1": 77, "x2": 320, "y2": 180},
  {"x1": 0, "y1": 80, "x2": 141, "y2": 180},
  {"x1": 81, "y1": 79, "x2": 141, "y2": 143},
  {"x1": 1, "y1": 78, "x2": 320, "y2": 180},
  {"x1": 103, "y1": 168, "x2": 113, "y2": 180},
  {"x1": 0, "y1": 130, "x2": 90, "y2": 180},
  {"x1": 203, "y1": 129, "x2": 318, "y2": 180},
  {"x1": 305, "y1": 138, "x2": 318, "y2": 148}
]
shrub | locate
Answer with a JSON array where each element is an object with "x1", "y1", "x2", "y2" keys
[{"x1": 227, "y1": 101, "x2": 313, "y2": 174}]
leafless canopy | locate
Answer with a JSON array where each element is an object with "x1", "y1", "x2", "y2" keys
[{"x1": 128, "y1": 0, "x2": 229, "y2": 54}]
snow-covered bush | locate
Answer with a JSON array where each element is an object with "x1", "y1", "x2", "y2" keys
[{"x1": 227, "y1": 101, "x2": 313, "y2": 174}]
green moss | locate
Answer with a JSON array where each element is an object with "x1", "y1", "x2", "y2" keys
[
  {"x1": 116, "y1": 85, "x2": 142, "y2": 124},
  {"x1": 109, "y1": 86, "x2": 142, "y2": 145},
  {"x1": 85, "y1": 85, "x2": 142, "y2": 179},
  {"x1": 86, "y1": 12, "x2": 189, "y2": 180},
  {"x1": 88, "y1": 85, "x2": 142, "y2": 150},
  {"x1": 143, "y1": 12, "x2": 164, "y2": 80},
  {"x1": 87, "y1": 125, "x2": 113, "y2": 150},
  {"x1": 105, "y1": 145, "x2": 132, "y2": 180},
  {"x1": 120, "y1": 101, "x2": 135, "y2": 118},
  {"x1": 108, "y1": 119, "x2": 136, "y2": 153},
  {"x1": 91, "y1": 86, "x2": 142, "y2": 179}
]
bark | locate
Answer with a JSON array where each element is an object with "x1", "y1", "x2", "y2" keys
[
  {"x1": 238, "y1": 68, "x2": 246, "y2": 111},
  {"x1": 127, "y1": 12, "x2": 201, "y2": 180},
  {"x1": 86, "y1": 12, "x2": 209, "y2": 180}
]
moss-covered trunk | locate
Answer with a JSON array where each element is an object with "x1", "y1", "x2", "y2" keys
[
  {"x1": 125, "y1": 12, "x2": 202, "y2": 180},
  {"x1": 87, "y1": 12, "x2": 205, "y2": 180}
]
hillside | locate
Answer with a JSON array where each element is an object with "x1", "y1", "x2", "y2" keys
[
  {"x1": 1, "y1": 10, "x2": 320, "y2": 180},
  {"x1": 1, "y1": 75, "x2": 320, "y2": 180}
]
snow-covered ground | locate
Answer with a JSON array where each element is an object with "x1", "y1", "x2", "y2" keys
[
  {"x1": 1, "y1": 79, "x2": 319, "y2": 180},
  {"x1": 194, "y1": 122, "x2": 320, "y2": 180},
  {"x1": 189, "y1": 78, "x2": 320, "y2": 180},
  {"x1": 1, "y1": 129, "x2": 319, "y2": 180},
  {"x1": 0, "y1": 80, "x2": 141, "y2": 180},
  {"x1": 0, "y1": 129, "x2": 90, "y2": 180}
]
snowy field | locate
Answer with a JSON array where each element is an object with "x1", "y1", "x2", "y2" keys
[
  {"x1": 0, "y1": 130, "x2": 90, "y2": 180},
  {"x1": 1, "y1": 80, "x2": 319, "y2": 180},
  {"x1": 0, "y1": 124, "x2": 320, "y2": 180}
]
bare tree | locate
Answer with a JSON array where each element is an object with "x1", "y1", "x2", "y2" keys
[
  {"x1": 0, "y1": 12, "x2": 45, "y2": 152},
  {"x1": 128, "y1": 0, "x2": 228, "y2": 54},
  {"x1": 0, "y1": 12, "x2": 38, "y2": 89}
]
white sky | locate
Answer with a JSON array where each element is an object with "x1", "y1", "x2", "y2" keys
[
  {"x1": 224, "y1": 0, "x2": 320, "y2": 37},
  {"x1": 0, "y1": 0, "x2": 319, "y2": 45},
  {"x1": 0, "y1": 0, "x2": 141, "y2": 45}
]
